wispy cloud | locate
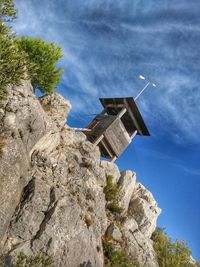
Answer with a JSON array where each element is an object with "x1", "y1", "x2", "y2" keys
[
  {"x1": 180, "y1": 166, "x2": 200, "y2": 177},
  {"x1": 121, "y1": 22, "x2": 200, "y2": 33},
  {"x1": 13, "y1": 0, "x2": 200, "y2": 144}
]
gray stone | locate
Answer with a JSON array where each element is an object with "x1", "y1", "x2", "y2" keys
[
  {"x1": 122, "y1": 218, "x2": 138, "y2": 233},
  {"x1": 123, "y1": 227, "x2": 159, "y2": 267},
  {"x1": 106, "y1": 223, "x2": 122, "y2": 242},
  {"x1": 117, "y1": 171, "x2": 136, "y2": 213},
  {"x1": 129, "y1": 183, "x2": 161, "y2": 238},
  {"x1": 120, "y1": 217, "x2": 159, "y2": 267},
  {"x1": 39, "y1": 93, "x2": 72, "y2": 128},
  {"x1": 100, "y1": 161, "x2": 121, "y2": 184},
  {"x1": 0, "y1": 80, "x2": 56, "y2": 249}
]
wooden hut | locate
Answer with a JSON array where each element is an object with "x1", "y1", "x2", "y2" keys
[{"x1": 83, "y1": 97, "x2": 150, "y2": 162}]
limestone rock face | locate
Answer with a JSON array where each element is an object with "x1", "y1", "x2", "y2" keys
[
  {"x1": 117, "y1": 171, "x2": 136, "y2": 213},
  {"x1": 123, "y1": 225, "x2": 159, "y2": 267},
  {"x1": 129, "y1": 183, "x2": 161, "y2": 238},
  {"x1": 106, "y1": 223, "x2": 122, "y2": 242},
  {"x1": 3, "y1": 128, "x2": 107, "y2": 267},
  {"x1": 100, "y1": 169, "x2": 160, "y2": 267},
  {"x1": 0, "y1": 80, "x2": 55, "y2": 249},
  {"x1": 100, "y1": 161, "x2": 120, "y2": 184},
  {"x1": 121, "y1": 217, "x2": 159, "y2": 267},
  {"x1": 39, "y1": 93, "x2": 72, "y2": 128},
  {"x1": 0, "y1": 80, "x2": 161, "y2": 267}
]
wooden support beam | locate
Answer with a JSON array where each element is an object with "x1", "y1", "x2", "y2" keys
[
  {"x1": 111, "y1": 156, "x2": 117, "y2": 163},
  {"x1": 123, "y1": 99, "x2": 142, "y2": 135},
  {"x1": 100, "y1": 108, "x2": 107, "y2": 115},
  {"x1": 117, "y1": 107, "x2": 127, "y2": 119},
  {"x1": 105, "y1": 104, "x2": 124, "y2": 109},
  {"x1": 93, "y1": 134, "x2": 104, "y2": 146},
  {"x1": 101, "y1": 139, "x2": 114, "y2": 158},
  {"x1": 130, "y1": 130, "x2": 137, "y2": 139}
]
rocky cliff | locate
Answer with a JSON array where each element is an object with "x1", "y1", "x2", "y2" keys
[{"x1": 0, "y1": 81, "x2": 161, "y2": 267}]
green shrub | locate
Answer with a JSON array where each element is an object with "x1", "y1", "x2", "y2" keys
[
  {"x1": 15, "y1": 252, "x2": 54, "y2": 267},
  {"x1": 103, "y1": 175, "x2": 123, "y2": 214},
  {"x1": 106, "y1": 202, "x2": 123, "y2": 214},
  {"x1": 104, "y1": 175, "x2": 118, "y2": 202},
  {"x1": 152, "y1": 228, "x2": 196, "y2": 267},
  {"x1": 77, "y1": 195, "x2": 82, "y2": 207},
  {"x1": 69, "y1": 188, "x2": 76, "y2": 196},
  {"x1": 0, "y1": 252, "x2": 54, "y2": 267},
  {"x1": 85, "y1": 216, "x2": 94, "y2": 229},
  {"x1": 87, "y1": 206, "x2": 94, "y2": 213},
  {"x1": 103, "y1": 240, "x2": 139, "y2": 267}
]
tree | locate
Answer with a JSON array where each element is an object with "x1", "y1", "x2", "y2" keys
[
  {"x1": 16, "y1": 37, "x2": 64, "y2": 93},
  {"x1": 0, "y1": 0, "x2": 16, "y2": 35},
  {"x1": 0, "y1": 0, "x2": 64, "y2": 96},
  {"x1": 152, "y1": 228, "x2": 197, "y2": 267},
  {"x1": 0, "y1": 0, "x2": 26, "y2": 97},
  {"x1": 0, "y1": 35, "x2": 27, "y2": 97},
  {"x1": 0, "y1": 0, "x2": 17, "y2": 22}
]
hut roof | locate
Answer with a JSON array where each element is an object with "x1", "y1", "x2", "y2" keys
[{"x1": 99, "y1": 97, "x2": 150, "y2": 136}]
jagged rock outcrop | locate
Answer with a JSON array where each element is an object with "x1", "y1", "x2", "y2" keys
[
  {"x1": 117, "y1": 170, "x2": 136, "y2": 213},
  {"x1": 39, "y1": 93, "x2": 72, "y2": 128},
  {"x1": 100, "y1": 161, "x2": 120, "y2": 184},
  {"x1": 129, "y1": 183, "x2": 161, "y2": 238},
  {"x1": 0, "y1": 81, "x2": 161, "y2": 267}
]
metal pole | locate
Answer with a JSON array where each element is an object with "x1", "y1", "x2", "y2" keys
[{"x1": 134, "y1": 82, "x2": 150, "y2": 101}]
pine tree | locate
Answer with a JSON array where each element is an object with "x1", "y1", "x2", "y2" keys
[{"x1": 16, "y1": 37, "x2": 64, "y2": 93}]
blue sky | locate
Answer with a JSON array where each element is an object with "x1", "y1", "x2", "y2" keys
[{"x1": 14, "y1": 0, "x2": 200, "y2": 259}]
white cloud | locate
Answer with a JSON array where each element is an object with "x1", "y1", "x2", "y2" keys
[{"x1": 13, "y1": 0, "x2": 200, "y2": 144}]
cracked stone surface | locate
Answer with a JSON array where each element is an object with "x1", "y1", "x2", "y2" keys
[
  {"x1": 39, "y1": 93, "x2": 72, "y2": 128},
  {"x1": 106, "y1": 223, "x2": 122, "y2": 242},
  {"x1": 129, "y1": 183, "x2": 161, "y2": 238},
  {"x1": 0, "y1": 80, "x2": 56, "y2": 249},
  {"x1": 121, "y1": 217, "x2": 159, "y2": 267},
  {"x1": 117, "y1": 170, "x2": 136, "y2": 213},
  {"x1": 0, "y1": 80, "x2": 160, "y2": 267}
]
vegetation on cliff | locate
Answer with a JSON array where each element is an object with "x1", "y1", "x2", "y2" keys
[
  {"x1": 0, "y1": 252, "x2": 54, "y2": 267},
  {"x1": 0, "y1": 0, "x2": 63, "y2": 95},
  {"x1": 16, "y1": 37, "x2": 63, "y2": 93},
  {"x1": 104, "y1": 175, "x2": 123, "y2": 214},
  {"x1": 103, "y1": 239, "x2": 139, "y2": 267},
  {"x1": 152, "y1": 228, "x2": 196, "y2": 267},
  {"x1": 0, "y1": 0, "x2": 26, "y2": 98},
  {"x1": 0, "y1": 0, "x2": 16, "y2": 22}
]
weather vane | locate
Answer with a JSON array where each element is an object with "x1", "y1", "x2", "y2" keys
[{"x1": 134, "y1": 75, "x2": 156, "y2": 101}]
